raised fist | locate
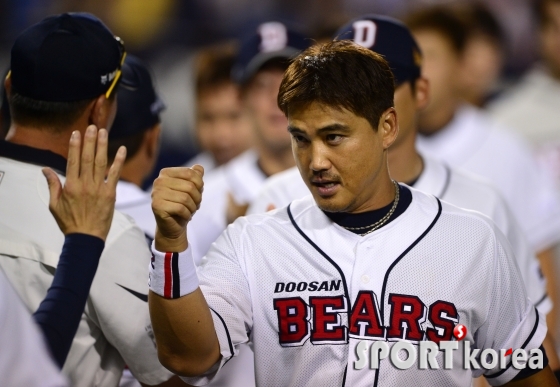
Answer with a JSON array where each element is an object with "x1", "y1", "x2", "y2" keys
[{"x1": 151, "y1": 165, "x2": 204, "y2": 252}]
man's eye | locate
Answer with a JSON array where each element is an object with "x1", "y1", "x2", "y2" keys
[
  {"x1": 326, "y1": 134, "x2": 342, "y2": 142},
  {"x1": 292, "y1": 135, "x2": 307, "y2": 144}
]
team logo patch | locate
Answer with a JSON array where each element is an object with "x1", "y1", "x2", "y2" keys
[{"x1": 273, "y1": 290, "x2": 458, "y2": 347}]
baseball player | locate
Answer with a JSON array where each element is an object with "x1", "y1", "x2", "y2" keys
[
  {"x1": 0, "y1": 126, "x2": 126, "y2": 387},
  {"x1": 149, "y1": 40, "x2": 555, "y2": 386},
  {"x1": 186, "y1": 22, "x2": 310, "y2": 264},
  {"x1": 108, "y1": 54, "x2": 165, "y2": 244},
  {"x1": 247, "y1": 14, "x2": 560, "y2": 376},
  {"x1": 404, "y1": 7, "x2": 560, "y2": 331},
  {"x1": 184, "y1": 43, "x2": 253, "y2": 172},
  {"x1": 0, "y1": 13, "x2": 180, "y2": 386}
]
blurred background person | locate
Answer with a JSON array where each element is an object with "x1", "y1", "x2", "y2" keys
[
  {"x1": 405, "y1": 5, "x2": 560, "y2": 347},
  {"x1": 489, "y1": 0, "x2": 560, "y2": 188},
  {"x1": 454, "y1": 2, "x2": 506, "y2": 108},
  {"x1": 185, "y1": 43, "x2": 253, "y2": 172},
  {"x1": 109, "y1": 54, "x2": 165, "y2": 245},
  {"x1": 187, "y1": 21, "x2": 309, "y2": 264}
]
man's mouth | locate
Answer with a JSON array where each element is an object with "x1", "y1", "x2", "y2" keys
[{"x1": 311, "y1": 180, "x2": 340, "y2": 196}]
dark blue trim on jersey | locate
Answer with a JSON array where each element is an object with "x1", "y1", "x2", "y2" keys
[
  {"x1": 511, "y1": 344, "x2": 548, "y2": 381},
  {"x1": 373, "y1": 197, "x2": 442, "y2": 387},
  {"x1": 438, "y1": 165, "x2": 452, "y2": 200},
  {"x1": 288, "y1": 204, "x2": 350, "y2": 387},
  {"x1": 379, "y1": 198, "x2": 443, "y2": 323},
  {"x1": 209, "y1": 307, "x2": 235, "y2": 361},
  {"x1": 287, "y1": 205, "x2": 350, "y2": 306},
  {"x1": 485, "y1": 308, "x2": 541, "y2": 380},
  {"x1": 0, "y1": 140, "x2": 67, "y2": 175},
  {"x1": 535, "y1": 293, "x2": 548, "y2": 308}
]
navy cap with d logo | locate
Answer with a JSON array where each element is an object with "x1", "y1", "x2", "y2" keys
[
  {"x1": 335, "y1": 15, "x2": 422, "y2": 85},
  {"x1": 232, "y1": 22, "x2": 310, "y2": 84},
  {"x1": 10, "y1": 12, "x2": 125, "y2": 102}
]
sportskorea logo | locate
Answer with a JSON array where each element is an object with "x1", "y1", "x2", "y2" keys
[{"x1": 354, "y1": 325, "x2": 544, "y2": 371}]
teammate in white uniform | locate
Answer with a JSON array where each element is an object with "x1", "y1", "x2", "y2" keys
[
  {"x1": 405, "y1": 7, "x2": 560, "y2": 256},
  {"x1": 0, "y1": 14, "x2": 179, "y2": 386},
  {"x1": 247, "y1": 15, "x2": 558, "y2": 371},
  {"x1": 405, "y1": 7, "x2": 560, "y2": 347},
  {"x1": 148, "y1": 40, "x2": 556, "y2": 386},
  {"x1": 187, "y1": 22, "x2": 310, "y2": 264}
]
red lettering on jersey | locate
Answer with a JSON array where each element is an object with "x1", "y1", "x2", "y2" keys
[
  {"x1": 425, "y1": 300, "x2": 459, "y2": 344},
  {"x1": 273, "y1": 297, "x2": 309, "y2": 345},
  {"x1": 349, "y1": 291, "x2": 384, "y2": 338},
  {"x1": 387, "y1": 294, "x2": 426, "y2": 341},
  {"x1": 309, "y1": 296, "x2": 348, "y2": 344}
]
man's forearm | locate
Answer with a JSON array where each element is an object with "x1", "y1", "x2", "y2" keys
[{"x1": 149, "y1": 288, "x2": 221, "y2": 377}]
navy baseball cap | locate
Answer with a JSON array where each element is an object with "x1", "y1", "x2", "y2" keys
[
  {"x1": 335, "y1": 15, "x2": 422, "y2": 85},
  {"x1": 110, "y1": 55, "x2": 165, "y2": 139},
  {"x1": 232, "y1": 22, "x2": 310, "y2": 84},
  {"x1": 10, "y1": 13, "x2": 125, "y2": 102}
]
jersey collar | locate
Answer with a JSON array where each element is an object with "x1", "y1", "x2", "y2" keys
[{"x1": 0, "y1": 141, "x2": 67, "y2": 175}]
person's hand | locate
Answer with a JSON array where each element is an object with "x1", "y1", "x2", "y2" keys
[
  {"x1": 151, "y1": 165, "x2": 204, "y2": 252},
  {"x1": 42, "y1": 125, "x2": 126, "y2": 241}
]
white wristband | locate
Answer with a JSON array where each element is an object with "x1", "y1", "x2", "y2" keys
[{"x1": 148, "y1": 242, "x2": 199, "y2": 299}]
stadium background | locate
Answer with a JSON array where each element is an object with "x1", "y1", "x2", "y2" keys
[{"x1": 0, "y1": 0, "x2": 542, "y2": 187}]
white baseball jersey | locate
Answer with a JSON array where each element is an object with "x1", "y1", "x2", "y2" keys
[
  {"x1": 488, "y1": 66, "x2": 560, "y2": 188},
  {"x1": 0, "y1": 260, "x2": 68, "y2": 387},
  {"x1": 0, "y1": 145, "x2": 174, "y2": 386},
  {"x1": 188, "y1": 150, "x2": 267, "y2": 264},
  {"x1": 185, "y1": 187, "x2": 545, "y2": 386},
  {"x1": 116, "y1": 180, "x2": 156, "y2": 241},
  {"x1": 416, "y1": 104, "x2": 560, "y2": 253},
  {"x1": 248, "y1": 158, "x2": 550, "y2": 315}
]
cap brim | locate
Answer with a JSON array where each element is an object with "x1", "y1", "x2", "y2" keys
[{"x1": 241, "y1": 47, "x2": 301, "y2": 84}]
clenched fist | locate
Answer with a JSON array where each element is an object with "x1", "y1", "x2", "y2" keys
[{"x1": 151, "y1": 166, "x2": 204, "y2": 252}]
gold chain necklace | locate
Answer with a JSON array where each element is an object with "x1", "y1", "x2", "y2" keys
[{"x1": 342, "y1": 180, "x2": 400, "y2": 236}]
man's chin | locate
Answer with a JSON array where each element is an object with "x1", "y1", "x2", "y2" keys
[{"x1": 313, "y1": 195, "x2": 347, "y2": 213}]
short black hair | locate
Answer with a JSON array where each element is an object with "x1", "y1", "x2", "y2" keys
[
  {"x1": 405, "y1": 6, "x2": 468, "y2": 54},
  {"x1": 108, "y1": 130, "x2": 146, "y2": 162},
  {"x1": 278, "y1": 40, "x2": 394, "y2": 131},
  {"x1": 9, "y1": 91, "x2": 104, "y2": 131}
]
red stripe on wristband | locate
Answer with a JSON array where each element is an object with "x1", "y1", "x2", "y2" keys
[{"x1": 164, "y1": 252, "x2": 172, "y2": 298}]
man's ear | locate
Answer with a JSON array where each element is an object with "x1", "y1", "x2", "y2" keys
[
  {"x1": 145, "y1": 123, "x2": 162, "y2": 159},
  {"x1": 414, "y1": 77, "x2": 430, "y2": 110},
  {"x1": 89, "y1": 95, "x2": 116, "y2": 130},
  {"x1": 4, "y1": 73, "x2": 11, "y2": 97},
  {"x1": 379, "y1": 107, "x2": 399, "y2": 149}
]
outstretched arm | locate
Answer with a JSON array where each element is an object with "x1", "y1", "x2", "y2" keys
[
  {"x1": 148, "y1": 166, "x2": 221, "y2": 377},
  {"x1": 34, "y1": 125, "x2": 126, "y2": 367}
]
